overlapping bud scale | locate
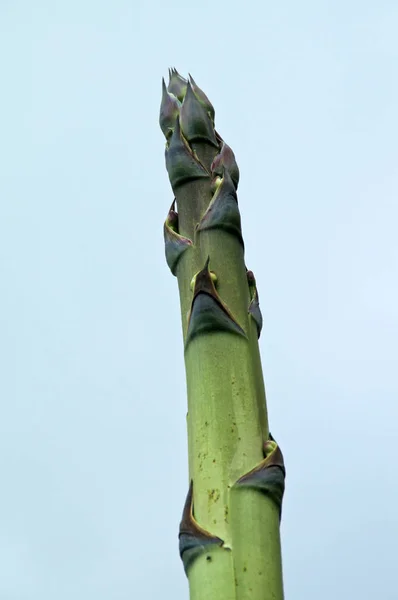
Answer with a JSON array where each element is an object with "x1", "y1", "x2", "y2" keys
[
  {"x1": 160, "y1": 69, "x2": 243, "y2": 278},
  {"x1": 179, "y1": 82, "x2": 218, "y2": 147},
  {"x1": 159, "y1": 68, "x2": 239, "y2": 194}
]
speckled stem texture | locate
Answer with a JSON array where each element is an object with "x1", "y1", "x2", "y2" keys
[{"x1": 160, "y1": 69, "x2": 285, "y2": 600}]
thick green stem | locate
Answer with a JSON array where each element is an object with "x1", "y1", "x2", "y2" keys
[{"x1": 160, "y1": 70, "x2": 285, "y2": 600}]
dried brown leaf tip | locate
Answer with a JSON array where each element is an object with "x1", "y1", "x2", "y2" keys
[
  {"x1": 179, "y1": 480, "x2": 224, "y2": 574},
  {"x1": 185, "y1": 258, "x2": 246, "y2": 347}
]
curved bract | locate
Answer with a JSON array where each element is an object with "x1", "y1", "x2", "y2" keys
[
  {"x1": 164, "y1": 201, "x2": 193, "y2": 275},
  {"x1": 159, "y1": 69, "x2": 285, "y2": 600}
]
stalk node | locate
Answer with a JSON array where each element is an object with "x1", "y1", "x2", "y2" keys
[
  {"x1": 197, "y1": 167, "x2": 244, "y2": 246},
  {"x1": 186, "y1": 259, "x2": 247, "y2": 347},
  {"x1": 179, "y1": 480, "x2": 225, "y2": 574},
  {"x1": 235, "y1": 437, "x2": 286, "y2": 518}
]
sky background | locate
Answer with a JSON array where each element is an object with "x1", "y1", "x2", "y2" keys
[{"x1": 1, "y1": 1, "x2": 397, "y2": 598}]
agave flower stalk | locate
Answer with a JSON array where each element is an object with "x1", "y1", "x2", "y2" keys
[{"x1": 160, "y1": 69, "x2": 285, "y2": 600}]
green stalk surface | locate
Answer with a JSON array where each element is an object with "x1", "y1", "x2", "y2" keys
[{"x1": 160, "y1": 69, "x2": 286, "y2": 600}]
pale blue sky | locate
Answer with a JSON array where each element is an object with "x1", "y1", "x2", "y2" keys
[{"x1": 1, "y1": 1, "x2": 397, "y2": 598}]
